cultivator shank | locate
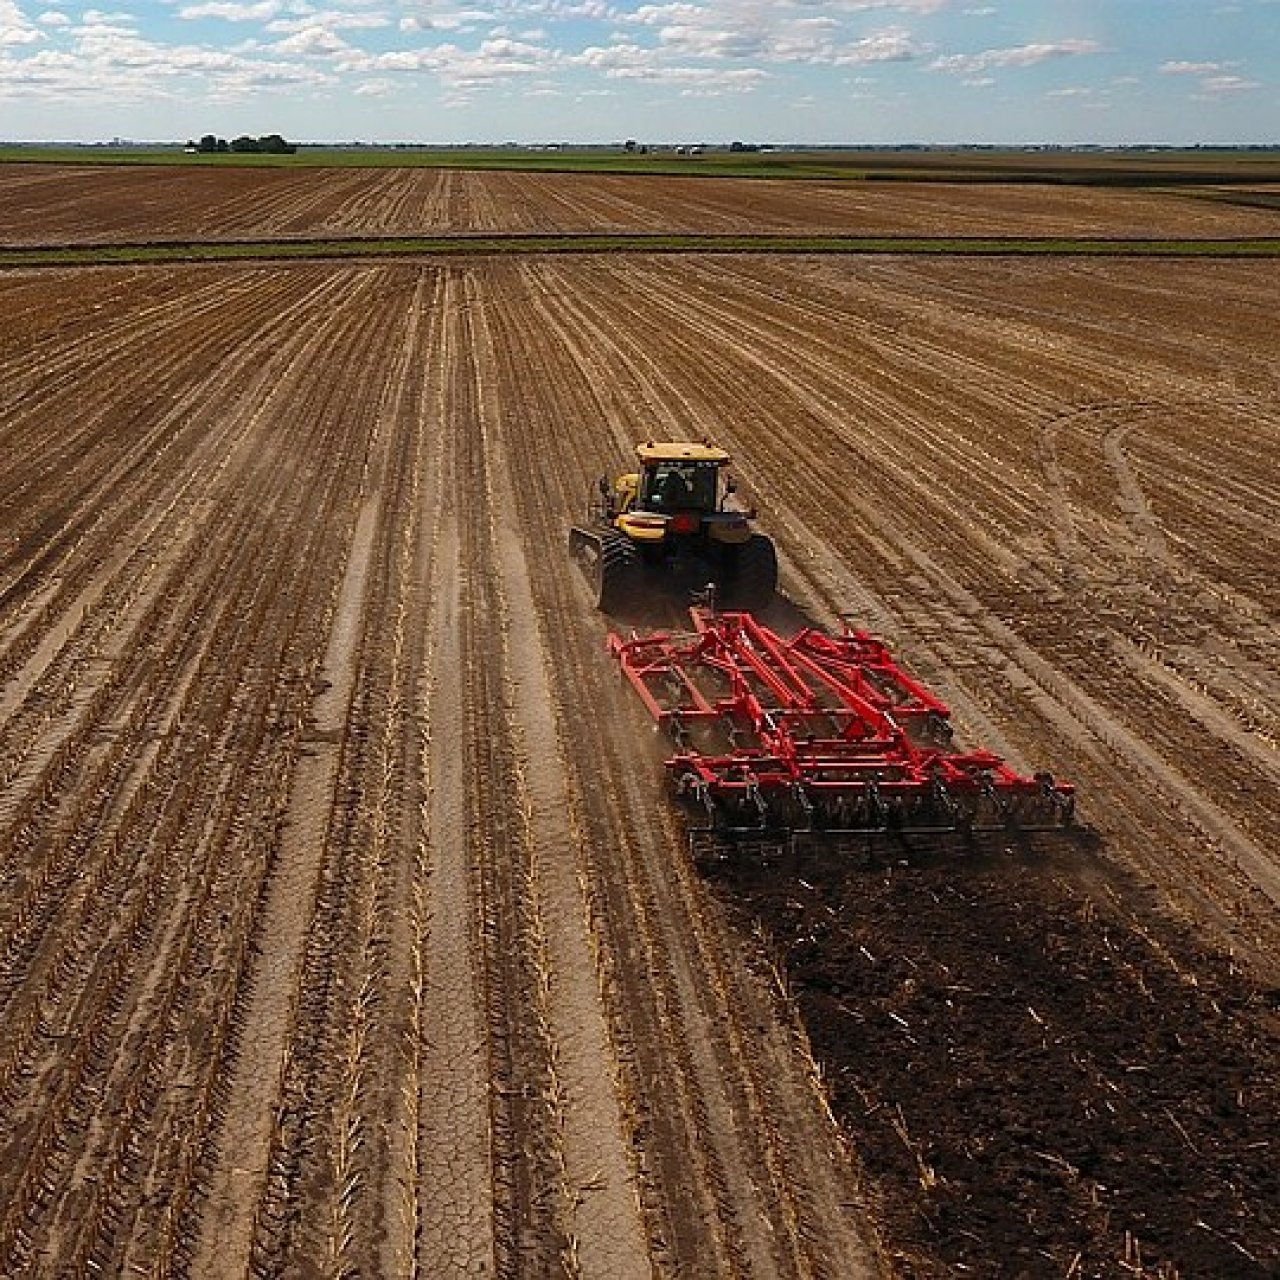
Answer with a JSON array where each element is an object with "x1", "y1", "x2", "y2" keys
[{"x1": 609, "y1": 609, "x2": 1074, "y2": 837}]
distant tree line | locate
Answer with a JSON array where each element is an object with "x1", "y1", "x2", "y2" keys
[{"x1": 188, "y1": 134, "x2": 295, "y2": 155}]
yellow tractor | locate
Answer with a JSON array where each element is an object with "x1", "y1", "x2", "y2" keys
[{"x1": 569, "y1": 441, "x2": 778, "y2": 612}]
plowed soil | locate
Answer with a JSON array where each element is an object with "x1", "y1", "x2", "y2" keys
[
  {"x1": 712, "y1": 842, "x2": 1279, "y2": 1278},
  {"x1": 2, "y1": 163, "x2": 1279, "y2": 243},
  {"x1": 1, "y1": 248, "x2": 1277, "y2": 1278}
]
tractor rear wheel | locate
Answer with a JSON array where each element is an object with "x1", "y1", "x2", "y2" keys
[
  {"x1": 596, "y1": 530, "x2": 641, "y2": 612},
  {"x1": 729, "y1": 534, "x2": 777, "y2": 609}
]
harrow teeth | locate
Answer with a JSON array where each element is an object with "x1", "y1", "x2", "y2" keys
[{"x1": 610, "y1": 608, "x2": 1075, "y2": 842}]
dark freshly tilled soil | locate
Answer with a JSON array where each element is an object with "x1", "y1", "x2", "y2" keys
[{"x1": 707, "y1": 836, "x2": 1280, "y2": 1279}]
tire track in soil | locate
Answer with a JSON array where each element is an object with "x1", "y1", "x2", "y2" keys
[
  {"x1": 304, "y1": 270, "x2": 444, "y2": 1280},
  {"x1": 412, "y1": 275, "x2": 497, "y2": 1276},
  {"x1": 465, "y1": 273, "x2": 654, "y2": 1279},
  {"x1": 482, "y1": 259, "x2": 883, "y2": 1279},
  {"x1": 187, "y1": 491, "x2": 383, "y2": 1277},
  {"x1": 448, "y1": 282, "x2": 568, "y2": 1278},
  {"x1": 219, "y1": 270, "x2": 460, "y2": 1279}
]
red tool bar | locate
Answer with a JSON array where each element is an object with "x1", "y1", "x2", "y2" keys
[
  {"x1": 609, "y1": 609, "x2": 1075, "y2": 833},
  {"x1": 794, "y1": 628, "x2": 951, "y2": 723}
]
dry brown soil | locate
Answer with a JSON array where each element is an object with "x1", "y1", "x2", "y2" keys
[
  {"x1": 1, "y1": 164, "x2": 1279, "y2": 243},
  {"x1": 1, "y1": 248, "x2": 1277, "y2": 1278}
]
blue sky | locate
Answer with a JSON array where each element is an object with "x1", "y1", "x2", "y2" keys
[{"x1": 1, "y1": 0, "x2": 1276, "y2": 144}]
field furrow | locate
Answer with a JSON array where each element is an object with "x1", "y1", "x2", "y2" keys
[
  {"x1": 1, "y1": 243, "x2": 1275, "y2": 1279},
  {"x1": 3, "y1": 165, "x2": 1279, "y2": 246}
]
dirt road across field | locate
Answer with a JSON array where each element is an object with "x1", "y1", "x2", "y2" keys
[{"x1": 1, "y1": 254, "x2": 1276, "y2": 1277}]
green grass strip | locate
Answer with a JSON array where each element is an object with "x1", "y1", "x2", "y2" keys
[
  {"x1": 2, "y1": 233, "x2": 1278, "y2": 268},
  {"x1": 4, "y1": 147, "x2": 1279, "y2": 185}
]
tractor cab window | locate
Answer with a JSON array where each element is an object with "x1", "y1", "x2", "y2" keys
[{"x1": 642, "y1": 463, "x2": 718, "y2": 512}]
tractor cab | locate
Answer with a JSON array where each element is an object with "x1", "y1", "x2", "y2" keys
[
  {"x1": 614, "y1": 441, "x2": 733, "y2": 530},
  {"x1": 570, "y1": 438, "x2": 777, "y2": 612},
  {"x1": 637, "y1": 456, "x2": 721, "y2": 514}
]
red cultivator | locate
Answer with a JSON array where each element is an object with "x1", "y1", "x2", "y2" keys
[{"x1": 609, "y1": 608, "x2": 1075, "y2": 837}]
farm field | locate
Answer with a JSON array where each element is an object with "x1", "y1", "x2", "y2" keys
[
  {"x1": 1, "y1": 248, "x2": 1278, "y2": 1277},
  {"x1": 1, "y1": 162, "x2": 1279, "y2": 244}
]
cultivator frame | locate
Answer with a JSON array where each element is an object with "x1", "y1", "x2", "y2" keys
[{"x1": 609, "y1": 608, "x2": 1074, "y2": 839}]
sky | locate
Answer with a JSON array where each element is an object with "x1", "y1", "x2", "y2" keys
[{"x1": 0, "y1": 0, "x2": 1277, "y2": 145}]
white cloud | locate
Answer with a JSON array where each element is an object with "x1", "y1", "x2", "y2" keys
[
  {"x1": 616, "y1": 64, "x2": 767, "y2": 86},
  {"x1": 1160, "y1": 59, "x2": 1224, "y2": 75},
  {"x1": 932, "y1": 38, "x2": 1101, "y2": 73},
  {"x1": 348, "y1": 31, "x2": 556, "y2": 100},
  {"x1": 399, "y1": 7, "x2": 492, "y2": 33},
  {"x1": 272, "y1": 24, "x2": 349, "y2": 53},
  {"x1": 1159, "y1": 57, "x2": 1259, "y2": 96},
  {"x1": 261, "y1": 8, "x2": 389, "y2": 57},
  {"x1": 832, "y1": 26, "x2": 923, "y2": 62},
  {"x1": 768, "y1": 23, "x2": 926, "y2": 66},
  {"x1": 268, "y1": 11, "x2": 389, "y2": 33},
  {"x1": 625, "y1": 2, "x2": 930, "y2": 69},
  {"x1": 576, "y1": 39, "x2": 646, "y2": 69},
  {"x1": 657, "y1": 22, "x2": 767, "y2": 58},
  {"x1": 575, "y1": 36, "x2": 766, "y2": 93},
  {"x1": 514, "y1": 0, "x2": 614, "y2": 16},
  {"x1": 2, "y1": 0, "x2": 42, "y2": 43},
  {"x1": 626, "y1": 3, "x2": 702, "y2": 26},
  {"x1": 788, "y1": 0, "x2": 946, "y2": 9},
  {"x1": 179, "y1": 1, "x2": 281, "y2": 19},
  {"x1": 1198, "y1": 73, "x2": 1259, "y2": 94}
]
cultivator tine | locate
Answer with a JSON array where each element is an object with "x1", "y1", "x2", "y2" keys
[
  {"x1": 979, "y1": 771, "x2": 1010, "y2": 828},
  {"x1": 1039, "y1": 772, "x2": 1076, "y2": 821},
  {"x1": 924, "y1": 711, "x2": 954, "y2": 747},
  {"x1": 930, "y1": 771, "x2": 959, "y2": 827},
  {"x1": 676, "y1": 770, "x2": 717, "y2": 830},
  {"x1": 1051, "y1": 787, "x2": 1075, "y2": 826},
  {"x1": 1017, "y1": 772, "x2": 1076, "y2": 829},
  {"x1": 609, "y1": 609, "x2": 1076, "y2": 849},
  {"x1": 791, "y1": 782, "x2": 815, "y2": 832},
  {"x1": 866, "y1": 780, "x2": 888, "y2": 830}
]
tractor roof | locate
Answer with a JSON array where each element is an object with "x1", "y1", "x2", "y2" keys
[{"x1": 635, "y1": 440, "x2": 731, "y2": 466}]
